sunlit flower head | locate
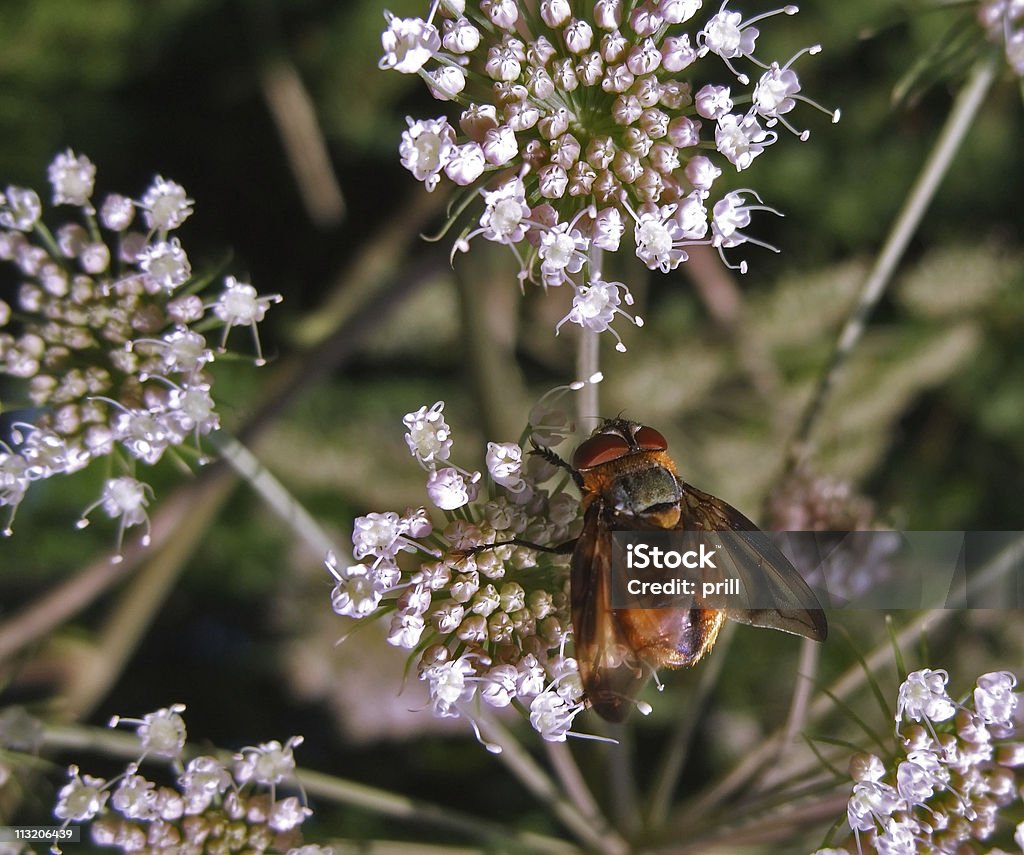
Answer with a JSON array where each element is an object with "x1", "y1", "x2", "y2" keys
[
  {"x1": 382, "y1": 0, "x2": 837, "y2": 347},
  {"x1": 324, "y1": 395, "x2": 640, "y2": 747}
]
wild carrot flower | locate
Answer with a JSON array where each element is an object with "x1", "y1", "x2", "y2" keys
[
  {"x1": 381, "y1": 0, "x2": 837, "y2": 349},
  {"x1": 327, "y1": 391, "x2": 614, "y2": 747},
  {"x1": 0, "y1": 151, "x2": 280, "y2": 552},
  {"x1": 51, "y1": 705, "x2": 315, "y2": 854},
  {"x1": 818, "y1": 667, "x2": 1023, "y2": 854}
]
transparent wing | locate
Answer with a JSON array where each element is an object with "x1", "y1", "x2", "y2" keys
[{"x1": 677, "y1": 481, "x2": 828, "y2": 642}]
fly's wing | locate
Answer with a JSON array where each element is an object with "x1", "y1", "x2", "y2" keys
[
  {"x1": 678, "y1": 481, "x2": 828, "y2": 642},
  {"x1": 571, "y1": 502, "x2": 649, "y2": 723}
]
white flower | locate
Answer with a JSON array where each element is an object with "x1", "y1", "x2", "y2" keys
[
  {"x1": 328, "y1": 561, "x2": 384, "y2": 618},
  {"x1": 529, "y1": 689, "x2": 582, "y2": 741},
  {"x1": 269, "y1": 796, "x2": 312, "y2": 832},
  {"x1": 557, "y1": 279, "x2": 641, "y2": 352},
  {"x1": 481, "y1": 0, "x2": 519, "y2": 30},
  {"x1": 379, "y1": 11, "x2": 440, "y2": 73},
  {"x1": 480, "y1": 664, "x2": 518, "y2": 707},
  {"x1": 716, "y1": 112, "x2": 775, "y2": 169},
  {"x1": 100, "y1": 193, "x2": 135, "y2": 230},
  {"x1": 442, "y1": 16, "x2": 481, "y2": 53},
  {"x1": 538, "y1": 221, "x2": 589, "y2": 286},
  {"x1": 427, "y1": 65, "x2": 467, "y2": 100},
  {"x1": 895, "y1": 749, "x2": 949, "y2": 804},
  {"x1": 403, "y1": 401, "x2": 452, "y2": 465},
  {"x1": 426, "y1": 466, "x2": 477, "y2": 510},
  {"x1": 973, "y1": 670, "x2": 1018, "y2": 727},
  {"x1": 699, "y1": 7, "x2": 759, "y2": 61},
  {"x1": 140, "y1": 176, "x2": 193, "y2": 231},
  {"x1": 422, "y1": 655, "x2": 476, "y2": 715},
  {"x1": 695, "y1": 83, "x2": 733, "y2": 119},
  {"x1": 234, "y1": 736, "x2": 302, "y2": 786},
  {"x1": 137, "y1": 238, "x2": 191, "y2": 291},
  {"x1": 111, "y1": 773, "x2": 158, "y2": 820},
  {"x1": 133, "y1": 705, "x2": 188, "y2": 758},
  {"x1": 684, "y1": 155, "x2": 722, "y2": 192},
  {"x1": 178, "y1": 755, "x2": 231, "y2": 814},
  {"x1": 592, "y1": 206, "x2": 624, "y2": 251},
  {"x1": 896, "y1": 668, "x2": 957, "y2": 724},
  {"x1": 444, "y1": 141, "x2": 487, "y2": 185},
  {"x1": 54, "y1": 766, "x2": 109, "y2": 821},
  {"x1": 479, "y1": 178, "x2": 530, "y2": 242},
  {"x1": 486, "y1": 442, "x2": 527, "y2": 491},
  {"x1": 0, "y1": 186, "x2": 42, "y2": 231},
  {"x1": 633, "y1": 206, "x2": 688, "y2": 272},
  {"x1": 399, "y1": 116, "x2": 456, "y2": 191},
  {"x1": 48, "y1": 149, "x2": 96, "y2": 206},
  {"x1": 77, "y1": 476, "x2": 153, "y2": 557},
  {"x1": 352, "y1": 511, "x2": 405, "y2": 560},
  {"x1": 847, "y1": 779, "x2": 905, "y2": 832},
  {"x1": 675, "y1": 191, "x2": 709, "y2": 239},
  {"x1": 754, "y1": 62, "x2": 801, "y2": 119}
]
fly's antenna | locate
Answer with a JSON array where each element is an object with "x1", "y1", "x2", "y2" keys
[{"x1": 529, "y1": 440, "x2": 584, "y2": 489}]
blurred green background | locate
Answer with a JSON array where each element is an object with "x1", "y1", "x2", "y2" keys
[{"x1": 0, "y1": 0, "x2": 1022, "y2": 851}]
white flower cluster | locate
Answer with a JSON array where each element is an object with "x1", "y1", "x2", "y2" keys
[
  {"x1": 327, "y1": 399, "x2": 593, "y2": 746},
  {"x1": 0, "y1": 150, "x2": 280, "y2": 553},
  {"x1": 814, "y1": 668, "x2": 1024, "y2": 854},
  {"x1": 52, "y1": 705, "x2": 324, "y2": 854},
  {"x1": 978, "y1": 0, "x2": 1024, "y2": 75},
  {"x1": 381, "y1": 0, "x2": 837, "y2": 348}
]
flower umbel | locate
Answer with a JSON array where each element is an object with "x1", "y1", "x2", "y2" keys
[
  {"x1": 382, "y1": 0, "x2": 838, "y2": 345},
  {"x1": 51, "y1": 705, "x2": 314, "y2": 854},
  {"x1": 326, "y1": 398, "x2": 610, "y2": 746},
  {"x1": 821, "y1": 667, "x2": 1023, "y2": 854},
  {"x1": 0, "y1": 151, "x2": 280, "y2": 549}
]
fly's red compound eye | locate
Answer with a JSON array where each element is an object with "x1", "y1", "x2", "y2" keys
[
  {"x1": 634, "y1": 425, "x2": 668, "y2": 452},
  {"x1": 573, "y1": 432, "x2": 631, "y2": 469}
]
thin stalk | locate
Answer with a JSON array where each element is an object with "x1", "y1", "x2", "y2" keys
[
  {"x1": 646, "y1": 622, "x2": 736, "y2": 828},
  {"x1": 476, "y1": 711, "x2": 630, "y2": 855},
  {"x1": 606, "y1": 721, "x2": 641, "y2": 836},
  {"x1": 544, "y1": 741, "x2": 610, "y2": 839},
  {"x1": 41, "y1": 724, "x2": 579, "y2": 855},
  {"x1": 208, "y1": 429, "x2": 343, "y2": 559},
  {"x1": 787, "y1": 55, "x2": 1000, "y2": 466},
  {"x1": 61, "y1": 475, "x2": 237, "y2": 720},
  {"x1": 0, "y1": 475, "x2": 215, "y2": 665},
  {"x1": 577, "y1": 329, "x2": 600, "y2": 424},
  {"x1": 758, "y1": 636, "x2": 819, "y2": 790}
]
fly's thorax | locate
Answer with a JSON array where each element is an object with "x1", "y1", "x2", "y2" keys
[{"x1": 579, "y1": 450, "x2": 682, "y2": 525}]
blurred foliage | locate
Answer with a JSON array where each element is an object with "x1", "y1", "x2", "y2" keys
[{"x1": 1, "y1": 0, "x2": 1023, "y2": 851}]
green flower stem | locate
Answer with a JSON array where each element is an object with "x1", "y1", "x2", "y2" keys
[
  {"x1": 41, "y1": 724, "x2": 580, "y2": 855},
  {"x1": 788, "y1": 54, "x2": 1000, "y2": 466},
  {"x1": 207, "y1": 429, "x2": 342, "y2": 559},
  {"x1": 475, "y1": 710, "x2": 630, "y2": 855},
  {"x1": 577, "y1": 328, "x2": 600, "y2": 425}
]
